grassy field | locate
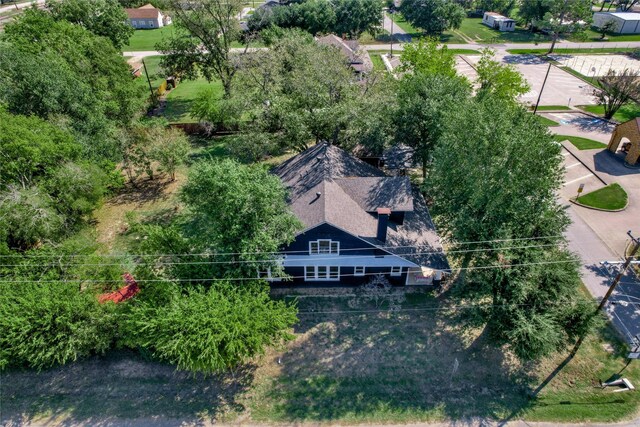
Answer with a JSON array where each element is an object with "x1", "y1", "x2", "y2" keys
[
  {"x1": 576, "y1": 183, "x2": 628, "y2": 210},
  {"x1": 555, "y1": 135, "x2": 607, "y2": 150},
  {"x1": 3, "y1": 289, "x2": 639, "y2": 425},
  {"x1": 123, "y1": 27, "x2": 176, "y2": 51},
  {"x1": 579, "y1": 104, "x2": 640, "y2": 123},
  {"x1": 135, "y1": 55, "x2": 223, "y2": 123},
  {"x1": 369, "y1": 52, "x2": 387, "y2": 71}
]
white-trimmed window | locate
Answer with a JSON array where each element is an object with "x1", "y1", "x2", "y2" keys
[
  {"x1": 304, "y1": 266, "x2": 340, "y2": 281},
  {"x1": 390, "y1": 266, "x2": 402, "y2": 276},
  {"x1": 354, "y1": 266, "x2": 365, "y2": 276},
  {"x1": 257, "y1": 267, "x2": 281, "y2": 281},
  {"x1": 309, "y1": 239, "x2": 339, "y2": 255},
  {"x1": 132, "y1": 20, "x2": 138, "y2": 26}
]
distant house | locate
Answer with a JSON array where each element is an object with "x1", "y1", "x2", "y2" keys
[
  {"x1": 316, "y1": 34, "x2": 374, "y2": 75},
  {"x1": 482, "y1": 12, "x2": 516, "y2": 32},
  {"x1": 593, "y1": 12, "x2": 640, "y2": 34},
  {"x1": 125, "y1": 3, "x2": 172, "y2": 29},
  {"x1": 270, "y1": 144, "x2": 448, "y2": 286}
]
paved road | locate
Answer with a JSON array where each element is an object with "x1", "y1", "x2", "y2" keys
[
  {"x1": 0, "y1": 0, "x2": 44, "y2": 14},
  {"x1": 383, "y1": 12, "x2": 411, "y2": 43}
]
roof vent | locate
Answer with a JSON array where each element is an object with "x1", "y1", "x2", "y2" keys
[{"x1": 316, "y1": 192, "x2": 322, "y2": 197}]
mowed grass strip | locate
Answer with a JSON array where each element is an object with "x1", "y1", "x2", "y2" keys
[
  {"x1": 531, "y1": 105, "x2": 572, "y2": 111},
  {"x1": 534, "y1": 114, "x2": 560, "y2": 127},
  {"x1": 578, "y1": 104, "x2": 640, "y2": 123},
  {"x1": 555, "y1": 135, "x2": 606, "y2": 150},
  {"x1": 576, "y1": 183, "x2": 628, "y2": 210}
]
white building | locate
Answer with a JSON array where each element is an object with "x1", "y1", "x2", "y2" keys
[
  {"x1": 593, "y1": 12, "x2": 640, "y2": 34},
  {"x1": 125, "y1": 4, "x2": 172, "y2": 29},
  {"x1": 482, "y1": 11, "x2": 516, "y2": 32}
]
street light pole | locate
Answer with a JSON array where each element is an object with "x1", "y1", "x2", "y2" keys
[{"x1": 389, "y1": 10, "x2": 394, "y2": 59}]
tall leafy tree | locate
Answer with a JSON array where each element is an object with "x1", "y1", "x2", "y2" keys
[
  {"x1": 394, "y1": 73, "x2": 471, "y2": 178},
  {"x1": 476, "y1": 0, "x2": 516, "y2": 15},
  {"x1": 47, "y1": 0, "x2": 134, "y2": 49},
  {"x1": 159, "y1": 0, "x2": 244, "y2": 97},
  {"x1": 294, "y1": 0, "x2": 336, "y2": 35},
  {"x1": 518, "y1": 0, "x2": 551, "y2": 30},
  {"x1": 428, "y1": 98, "x2": 592, "y2": 359},
  {"x1": 334, "y1": 0, "x2": 383, "y2": 39},
  {"x1": 0, "y1": 10, "x2": 145, "y2": 159},
  {"x1": 400, "y1": 38, "x2": 458, "y2": 77},
  {"x1": 399, "y1": 0, "x2": 466, "y2": 35},
  {"x1": 594, "y1": 68, "x2": 640, "y2": 120},
  {"x1": 540, "y1": 0, "x2": 592, "y2": 53},
  {"x1": 475, "y1": 48, "x2": 530, "y2": 101}
]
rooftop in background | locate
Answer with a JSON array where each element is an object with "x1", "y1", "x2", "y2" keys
[{"x1": 316, "y1": 34, "x2": 374, "y2": 74}]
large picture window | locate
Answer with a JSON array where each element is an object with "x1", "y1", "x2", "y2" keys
[
  {"x1": 354, "y1": 266, "x2": 365, "y2": 276},
  {"x1": 304, "y1": 266, "x2": 340, "y2": 281},
  {"x1": 309, "y1": 239, "x2": 339, "y2": 255}
]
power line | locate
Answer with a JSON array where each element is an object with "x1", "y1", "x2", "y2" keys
[
  {"x1": 0, "y1": 243, "x2": 562, "y2": 268},
  {"x1": 0, "y1": 257, "x2": 608, "y2": 283},
  {"x1": 0, "y1": 235, "x2": 564, "y2": 259}
]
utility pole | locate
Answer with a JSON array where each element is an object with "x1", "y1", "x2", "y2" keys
[
  {"x1": 141, "y1": 58, "x2": 155, "y2": 102},
  {"x1": 596, "y1": 231, "x2": 640, "y2": 313},
  {"x1": 533, "y1": 63, "x2": 552, "y2": 114},
  {"x1": 569, "y1": 231, "x2": 640, "y2": 357}
]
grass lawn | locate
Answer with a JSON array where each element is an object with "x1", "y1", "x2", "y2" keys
[
  {"x1": 576, "y1": 183, "x2": 628, "y2": 210},
  {"x1": 554, "y1": 135, "x2": 607, "y2": 150},
  {"x1": 535, "y1": 114, "x2": 560, "y2": 127},
  {"x1": 531, "y1": 105, "x2": 573, "y2": 111},
  {"x1": 506, "y1": 48, "x2": 637, "y2": 55},
  {"x1": 164, "y1": 78, "x2": 223, "y2": 123},
  {"x1": 578, "y1": 104, "x2": 640, "y2": 123},
  {"x1": 583, "y1": 26, "x2": 640, "y2": 42},
  {"x1": 3, "y1": 289, "x2": 639, "y2": 424},
  {"x1": 123, "y1": 27, "x2": 176, "y2": 51},
  {"x1": 448, "y1": 18, "x2": 550, "y2": 44},
  {"x1": 369, "y1": 52, "x2": 387, "y2": 71}
]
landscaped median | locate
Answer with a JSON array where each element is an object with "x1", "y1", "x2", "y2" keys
[
  {"x1": 573, "y1": 183, "x2": 628, "y2": 211},
  {"x1": 555, "y1": 135, "x2": 607, "y2": 150}
]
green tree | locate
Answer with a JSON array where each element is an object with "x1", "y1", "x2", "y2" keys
[
  {"x1": 235, "y1": 31, "x2": 358, "y2": 151},
  {"x1": 475, "y1": 48, "x2": 530, "y2": 101},
  {"x1": 0, "y1": 109, "x2": 81, "y2": 188},
  {"x1": 0, "y1": 186, "x2": 65, "y2": 251},
  {"x1": 540, "y1": 0, "x2": 592, "y2": 53},
  {"x1": 150, "y1": 128, "x2": 191, "y2": 181},
  {"x1": 476, "y1": 0, "x2": 516, "y2": 15},
  {"x1": 399, "y1": 0, "x2": 466, "y2": 35},
  {"x1": 159, "y1": 0, "x2": 244, "y2": 97},
  {"x1": 294, "y1": 0, "x2": 336, "y2": 35},
  {"x1": 399, "y1": 38, "x2": 458, "y2": 77},
  {"x1": 47, "y1": 0, "x2": 134, "y2": 49},
  {"x1": 594, "y1": 68, "x2": 640, "y2": 120},
  {"x1": 0, "y1": 10, "x2": 145, "y2": 159},
  {"x1": 119, "y1": 282, "x2": 297, "y2": 373},
  {"x1": 334, "y1": 0, "x2": 383, "y2": 39},
  {"x1": 394, "y1": 73, "x2": 471, "y2": 178},
  {"x1": 179, "y1": 159, "x2": 302, "y2": 277},
  {"x1": 0, "y1": 281, "x2": 117, "y2": 370},
  {"x1": 428, "y1": 98, "x2": 591, "y2": 359},
  {"x1": 518, "y1": 0, "x2": 550, "y2": 30}
]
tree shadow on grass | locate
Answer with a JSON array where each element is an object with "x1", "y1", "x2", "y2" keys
[
  {"x1": 1, "y1": 349, "x2": 256, "y2": 426},
  {"x1": 261, "y1": 294, "x2": 535, "y2": 423}
]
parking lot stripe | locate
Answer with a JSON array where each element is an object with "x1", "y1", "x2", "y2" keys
[{"x1": 564, "y1": 174, "x2": 593, "y2": 186}]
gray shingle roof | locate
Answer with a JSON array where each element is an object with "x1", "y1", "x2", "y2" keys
[{"x1": 274, "y1": 143, "x2": 448, "y2": 270}]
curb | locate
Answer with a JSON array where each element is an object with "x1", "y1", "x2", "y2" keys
[{"x1": 569, "y1": 197, "x2": 628, "y2": 212}]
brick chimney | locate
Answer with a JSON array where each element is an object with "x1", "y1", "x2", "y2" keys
[{"x1": 376, "y1": 208, "x2": 391, "y2": 243}]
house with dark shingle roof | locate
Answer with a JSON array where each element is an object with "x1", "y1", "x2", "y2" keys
[
  {"x1": 271, "y1": 143, "x2": 448, "y2": 286},
  {"x1": 316, "y1": 34, "x2": 374, "y2": 76}
]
